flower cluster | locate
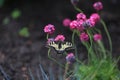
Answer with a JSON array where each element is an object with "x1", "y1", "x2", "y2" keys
[
  {"x1": 44, "y1": 24, "x2": 55, "y2": 34},
  {"x1": 69, "y1": 13, "x2": 100, "y2": 31}
]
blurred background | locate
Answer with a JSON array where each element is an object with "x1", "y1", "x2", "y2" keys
[{"x1": 0, "y1": 0, "x2": 120, "y2": 79}]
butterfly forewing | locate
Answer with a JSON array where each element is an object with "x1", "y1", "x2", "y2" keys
[{"x1": 47, "y1": 41, "x2": 73, "y2": 54}]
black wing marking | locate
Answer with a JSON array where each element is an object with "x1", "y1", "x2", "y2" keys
[{"x1": 47, "y1": 41, "x2": 73, "y2": 54}]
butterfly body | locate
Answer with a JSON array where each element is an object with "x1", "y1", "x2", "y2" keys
[{"x1": 47, "y1": 41, "x2": 73, "y2": 54}]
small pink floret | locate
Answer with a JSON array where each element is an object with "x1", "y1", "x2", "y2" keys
[
  {"x1": 69, "y1": 20, "x2": 78, "y2": 30},
  {"x1": 55, "y1": 35, "x2": 65, "y2": 42},
  {"x1": 63, "y1": 18, "x2": 71, "y2": 27},
  {"x1": 77, "y1": 20, "x2": 84, "y2": 31},
  {"x1": 44, "y1": 24, "x2": 55, "y2": 34},
  {"x1": 66, "y1": 53, "x2": 75, "y2": 64},
  {"x1": 93, "y1": 1, "x2": 103, "y2": 11},
  {"x1": 90, "y1": 13, "x2": 100, "y2": 23},
  {"x1": 80, "y1": 32, "x2": 89, "y2": 41},
  {"x1": 76, "y1": 13, "x2": 87, "y2": 21},
  {"x1": 93, "y1": 34, "x2": 102, "y2": 41}
]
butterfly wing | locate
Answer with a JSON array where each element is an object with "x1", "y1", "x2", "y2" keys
[
  {"x1": 62, "y1": 42, "x2": 73, "y2": 50},
  {"x1": 47, "y1": 41, "x2": 58, "y2": 49},
  {"x1": 47, "y1": 41, "x2": 73, "y2": 54}
]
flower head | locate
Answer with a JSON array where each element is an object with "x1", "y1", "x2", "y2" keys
[
  {"x1": 93, "y1": 34, "x2": 102, "y2": 41},
  {"x1": 76, "y1": 13, "x2": 87, "y2": 21},
  {"x1": 63, "y1": 18, "x2": 71, "y2": 27},
  {"x1": 93, "y1": 1, "x2": 103, "y2": 11},
  {"x1": 77, "y1": 20, "x2": 84, "y2": 31},
  {"x1": 66, "y1": 53, "x2": 75, "y2": 64},
  {"x1": 82, "y1": 19, "x2": 95, "y2": 28},
  {"x1": 90, "y1": 13, "x2": 100, "y2": 23},
  {"x1": 47, "y1": 38, "x2": 54, "y2": 43},
  {"x1": 69, "y1": 20, "x2": 78, "y2": 30},
  {"x1": 44, "y1": 24, "x2": 55, "y2": 34},
  {"x1": 55, "y1": 35, "x2": 65, "y2": 42},
  {"x1": 80, "y1": 32, "x2": 89, "y2": 42}
]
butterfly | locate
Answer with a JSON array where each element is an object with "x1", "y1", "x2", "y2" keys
[{"x1": 46, "y1": 41, "x2": 74, "y2": 54}]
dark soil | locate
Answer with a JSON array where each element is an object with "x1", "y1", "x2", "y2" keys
[{"x1": 0, "y1": 0, "x2": 120, "y2": 80}]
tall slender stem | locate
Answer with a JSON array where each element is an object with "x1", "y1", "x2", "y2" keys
[
  {"x1": 46, "y1": 34, "x2": 49, "y2": 40},
  {"x1": 48, "y1": 49, "x2": 65, "y2": 68},
  {"x1": 100, "y1": 19, "x2": 112, "y2": 54},
  {"x1": 73, "y1": 5, "x2": 83, "y2": 13},
  {"x1": 98, "y1": 41, "x2": 106, "y2": 59},
  {"x1": 72, "y1": 30, "x2": 78, "y2": 60},
  {"x1": 63, "y1": 63, "x2": 69, "y2": 80},
  {"x1": 86, "y1": 29, "x2": 96, "y2": 63}
]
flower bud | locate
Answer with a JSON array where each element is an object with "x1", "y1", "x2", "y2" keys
[
  {"x1": 63, "y1": 18, "x2": 71, "y2": 27},
  {"x1": 66, "y1": 53, "x2": 75, "y2": 64},
  {"x1": 93, "y1": 34, "x2": 102, "y2": 41},
  {"x1": 80, "y1": 32, "x2": 89, "y2": 42}
]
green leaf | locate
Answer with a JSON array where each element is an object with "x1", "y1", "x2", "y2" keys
[
  {"x1": 19, "y1": 27, "x2": 30, "y2": 37},
  {"x1": 11, "y1": 9, "x2": 21, "y2": 19}
]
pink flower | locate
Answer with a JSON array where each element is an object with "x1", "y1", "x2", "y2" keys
[
  {"x1": 90, "y1": 13, "x2": 100, "y2": 23},
  {"x1": 55, "y1": 35, "x2": 65, "y2": 42},
  {"x1": 44, "y1": 24, "x2": 55, "y2": 34},
  {"x1": 63, "y1": 18, "x2": 71, "y2": 27},
  {"x1": 93, "y1": 34, "x2": 102, "y2": 41},
  {"x1": 77, "y1": 20, "x2": 84, "y2": 31},
  {"x1": 80, "y1": 32, "x2": 89, "y2": 41},
  {"x1": 76, "y1": 13, "x2": 87, "y2": 21},
  {"x1": 82, "y1": 19, "x2": 95, "y2": 28},
  {"x1": 47, "y1": 38, "x2": 54, "y2": 43},
  {"x1": 66, "y1": 53, "x2": 75, "y2": 64},
  {"x1": 93, "y1": 1, "x2": 103, "y2": 11},
  {"x1": 69, "y1": 20, "x2": 78, "y2": 30}
]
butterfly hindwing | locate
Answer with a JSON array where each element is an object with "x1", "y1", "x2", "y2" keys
[{"x1": 47, "y1": 41, "x2": 73, "y2": 54}]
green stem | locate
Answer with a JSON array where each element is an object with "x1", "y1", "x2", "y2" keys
[
  {"x1": 72, "y1": 30, "x2": 78, "y2": 61},
  {"x1": 73, "y1": 5, "x2": 83, "y2": 13},
  {"x1": 46, "y1": 34, "x2": 49, "y2": 40},
  {"x1": 48, "y1": 49, "x2": 65, "y2": 68},
  {"x1": 87, "y1": 29, "x2": 96, "y2": 63},
  {"x1": 98, "y1": 41, "x2": 106, "y2": 59},
  {"x1": 100, "y1": 19, "x2": 112, "y2": 54},
  {"x1": 63, "y1": 63, "x2": 69, "y2": 80}
]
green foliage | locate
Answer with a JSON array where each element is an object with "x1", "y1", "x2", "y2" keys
[
  {"x1": 76, "y1": 59, "x2": 120, "y2": 80},
  {"x1": 2, "y1": 17, "x2": 10, "y2": 25},
  {"x1": 11, "y1": 9, "x2": 21, "y2": 19},
  {"x1": 19, "y1": 27, "x2": 30, "y2": 37},
  {"x1": 0, "y1": 0, "x2": 5, "y2": 7}
]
